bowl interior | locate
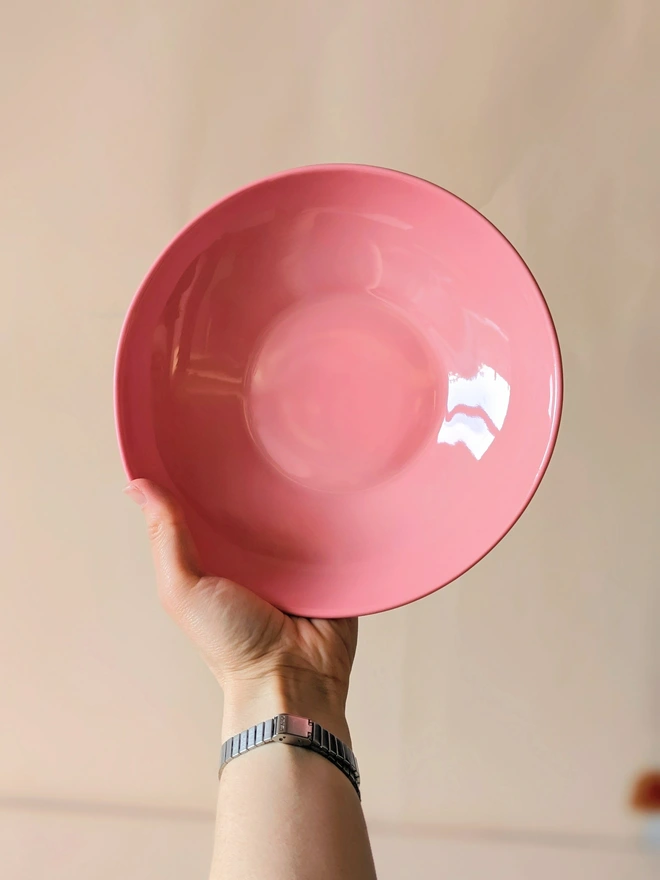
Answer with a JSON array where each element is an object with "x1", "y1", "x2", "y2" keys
[{"x1": 116, "y1": 166, "x2": 562, "y2": 616}]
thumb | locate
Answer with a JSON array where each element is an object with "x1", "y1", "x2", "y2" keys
[{"x1": 124, "y1": 479, "x2": 201, "y2": 610}]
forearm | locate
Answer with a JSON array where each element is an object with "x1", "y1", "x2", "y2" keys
[{"x1": 210, "y1": 677, "x2": 377, "y2": 880}]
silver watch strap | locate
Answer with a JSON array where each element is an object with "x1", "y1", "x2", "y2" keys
[{"x1": 219, "y1": 714, "x2": 360, "y2": 799}]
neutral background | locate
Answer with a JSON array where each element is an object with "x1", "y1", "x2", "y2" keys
[{"x1": 1, "y1": 1, "x2": 658, "y2": 877}]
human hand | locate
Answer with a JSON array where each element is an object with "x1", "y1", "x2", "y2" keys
[{"x1": 125, "y1": 480, "x2": 358, "y2": 742}]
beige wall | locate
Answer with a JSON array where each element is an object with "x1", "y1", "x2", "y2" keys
[{"x1": 1, "y1": 1, "x2": 659, "y2": 877}]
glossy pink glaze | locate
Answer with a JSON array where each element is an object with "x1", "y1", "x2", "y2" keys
[{"x1": 115, "y1": 165, "x2": 562, "y2": 617}]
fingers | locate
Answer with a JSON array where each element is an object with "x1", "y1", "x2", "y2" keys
[{"x1": 124, "y1": 479, "x2": 201, "y2": 608}]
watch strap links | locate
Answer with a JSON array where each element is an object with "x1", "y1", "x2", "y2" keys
[{"x1": 219, "y1": 714, "x2": 360, "y2": 799}]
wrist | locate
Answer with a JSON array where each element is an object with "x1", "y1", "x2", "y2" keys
[{"x1": 221, "y1": 672, "x2": 351, "y2": 746}]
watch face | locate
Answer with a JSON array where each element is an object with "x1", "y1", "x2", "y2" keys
[{"x1": 279, "y1": 714, "x2": 312, "y2": 738}]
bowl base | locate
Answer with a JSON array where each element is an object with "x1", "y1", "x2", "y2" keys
[{"x1": 246, "y1": 295, "x2": 441, "y2": 492}]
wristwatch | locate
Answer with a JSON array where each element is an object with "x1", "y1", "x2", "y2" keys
[{"x1": 219, "y1": 714, "x2": 361, "y2": 799}]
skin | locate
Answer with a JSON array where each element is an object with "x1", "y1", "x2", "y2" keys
[{"x1": 125, "y1": 479, "x2": 377, "y2": 880}]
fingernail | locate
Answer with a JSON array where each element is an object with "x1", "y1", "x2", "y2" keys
[{"x1": 124, "y1": 483, "x2": 147, "y2": 507}]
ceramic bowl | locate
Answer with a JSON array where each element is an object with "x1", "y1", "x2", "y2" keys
[{"x1": 115, "y1": 165, "x2": 562, "y2": 616}]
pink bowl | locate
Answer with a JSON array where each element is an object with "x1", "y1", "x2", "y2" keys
[{"x1": 115, "y1": 164, "x2": 562, "y2": 617}]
